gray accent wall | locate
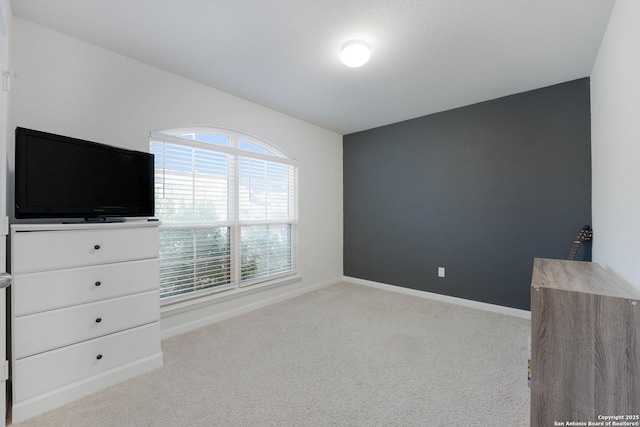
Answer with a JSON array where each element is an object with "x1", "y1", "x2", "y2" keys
[{"x1": 343, "y1": 78, "x2": 591, "y2": 310}]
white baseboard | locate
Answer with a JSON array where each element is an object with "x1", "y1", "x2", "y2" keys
[
  {"x1": 160, "y1": 277, "x2": 342, "y2": 340},
  {"x1": 343, "y1": 276, "x2": 531, "y2": 320}
]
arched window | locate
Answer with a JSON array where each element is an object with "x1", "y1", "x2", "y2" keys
[{"x1": 150, "y1": 127, "x2": 297, "y2": 300}]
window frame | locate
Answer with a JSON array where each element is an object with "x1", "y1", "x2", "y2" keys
[{"x1": 150, "y1": 127, "x2": 298, "y2": 305}]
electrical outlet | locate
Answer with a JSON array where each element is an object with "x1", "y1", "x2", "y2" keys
[{"x1": 438, "y1": 267, "x2": 445, "y2": 278}]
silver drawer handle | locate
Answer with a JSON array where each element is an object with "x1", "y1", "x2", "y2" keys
[{"x1": 0, "y1": 273, "x2": 12, "y2": 289}]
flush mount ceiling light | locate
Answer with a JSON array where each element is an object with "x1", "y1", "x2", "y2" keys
[{"x1": 340, "y1": 40, "x2": 371, "y2": 68}]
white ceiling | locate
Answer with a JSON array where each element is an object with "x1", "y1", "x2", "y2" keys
[{"x1": 11, "y1": 0, "x2": 615, "y2": 135}]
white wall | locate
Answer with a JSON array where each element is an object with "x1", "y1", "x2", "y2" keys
[
  {"x1": 591, "y1": 0, "x2": 640, "y2": 290},
  {"x1": 0, "y1": 2, "x2": 11, "y2": 425},
  {"x1": 9, "y1": 17, "x2": 344, "y2": 334}
]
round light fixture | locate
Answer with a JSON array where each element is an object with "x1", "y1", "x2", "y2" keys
[{"x1": 340, "y1": 40, "x2": 371, "y2": 68}]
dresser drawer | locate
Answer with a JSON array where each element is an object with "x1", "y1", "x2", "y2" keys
[
  {"x1": 14, "y1": 291, "x2": 160, "y2": 359},
  {"x1": 13, "y1": 259, "x2": 159, "y2": 316},
  {"x1": 13, "y1": 322, "x2": 161, "y2": 403},
  {"x1": 12, "y1": 226, "x2": 158, "y2": 273}
]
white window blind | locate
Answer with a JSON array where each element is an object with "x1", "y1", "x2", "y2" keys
[{"x1": 150, "y1": 128, "x2": 297, "y2": 300}]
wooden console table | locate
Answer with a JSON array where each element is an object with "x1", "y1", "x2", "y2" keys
[{"x1": 530, "y1": 258, "x2": 640, "y2": 425}]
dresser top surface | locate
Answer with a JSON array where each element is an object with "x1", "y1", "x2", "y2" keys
[
  {"x1": 11, "y1": 220, "x2": 160, "y2": 232},
  {"x1": 531, "y1": 258, "x2": 640, "y2": 300}
]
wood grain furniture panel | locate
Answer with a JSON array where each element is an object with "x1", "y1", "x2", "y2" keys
[{"x1": 530, "y1": 258, "x2": 640, "y2": 425}]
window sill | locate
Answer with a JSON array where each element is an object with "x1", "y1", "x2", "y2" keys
[{"x1": 160, "y1": 273, "x2": 302, "y2": 317}]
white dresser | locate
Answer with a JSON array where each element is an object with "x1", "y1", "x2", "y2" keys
[{"x1": 9, "y1": 221, "x2": 163, "y2": 423}]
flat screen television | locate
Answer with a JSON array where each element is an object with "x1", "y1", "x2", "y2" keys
[{"x1": 15, "y1": 127, "x2": 154, "y2": 221}]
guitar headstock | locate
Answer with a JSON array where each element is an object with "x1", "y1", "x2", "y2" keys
[
  {"x1": 569, "y1": 225, "x2": 593, "y2": 260},
  {"x1": 577, "y1": 225, "x2": 593, "y2": 242}
]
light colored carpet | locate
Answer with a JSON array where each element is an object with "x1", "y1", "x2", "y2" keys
[{"x1": 13, "y1": 282, "x2": 531, "y2": 426}]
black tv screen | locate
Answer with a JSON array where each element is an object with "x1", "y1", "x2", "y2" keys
[{"x1": 15, "y1": 127, "x2": 154, "y2": 220}]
